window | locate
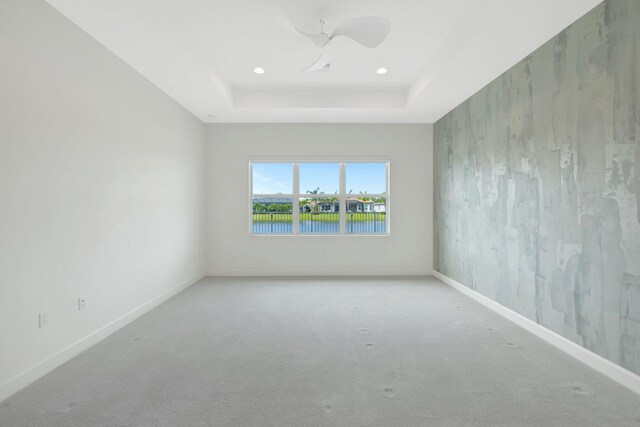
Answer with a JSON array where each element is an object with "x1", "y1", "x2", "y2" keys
[{"x1": 250, "y1": 161, "x2": 389, "y2": 235}]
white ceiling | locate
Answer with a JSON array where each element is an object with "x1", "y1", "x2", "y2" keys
[{"x1": 45, "y1": 0, "x2": 601, "y2": 123}]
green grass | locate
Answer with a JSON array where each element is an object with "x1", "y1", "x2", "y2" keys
[
  {"x1": 346, "y1": 213, "x2": 386, "y2": 221},
  {"x1": 252, "y1": 213, "x2": 292, "y2": 223},
  {"x1": 252, "y1": 212, "x2": 386, "y2": 223},
  {"x1": 300, "y1": 212, "x2": 339, "y2": 222}
]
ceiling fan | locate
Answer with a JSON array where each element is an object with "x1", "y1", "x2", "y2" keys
[{"x1": 273, "y1": 3, "x2": 391, "y2": 72}]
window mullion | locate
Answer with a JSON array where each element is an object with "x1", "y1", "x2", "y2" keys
[
  {"x1": 339, "y1": 163, "x2": 346, "y2": 234},
  {"x1": 249, "y1": 162, "x2": 253, "y2": 235},
  {"x1": 293, "y1": 163, "x2": 300, "y2": 234}
]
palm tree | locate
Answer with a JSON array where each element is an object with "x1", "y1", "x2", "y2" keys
[
  {"x1": 323, "y1": 191, "x2": 339, "y2": 212},
  {"x1": 305, "y1": 187, "x2": 325, "y2": 212}
]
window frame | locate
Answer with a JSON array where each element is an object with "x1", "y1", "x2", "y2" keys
[{"x1": 249, "y1": 159, "x2": 390, "y2": 237}]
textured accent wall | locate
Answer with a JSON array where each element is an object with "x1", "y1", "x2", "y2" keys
[{"x1": 434, "y1": 0, "x2": 640, "y2": 374}]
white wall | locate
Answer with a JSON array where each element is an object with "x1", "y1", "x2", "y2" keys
[
  {"x1": 0, "y1": 0, "x2": 206, "y2": 399},
  {"x1": 206, "y1": 124, "x2": 433, "y2": 276}
]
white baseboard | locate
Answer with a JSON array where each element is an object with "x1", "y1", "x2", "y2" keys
[
  {"x1": 0, "y1": 275, "x2": 204, "y2": 403},
  {"x1": 208, "y1": 270, "x2": 433, "y2": 277},
  {"x1": 432, "y1": 270, "x2": 640, "y2": 396}
]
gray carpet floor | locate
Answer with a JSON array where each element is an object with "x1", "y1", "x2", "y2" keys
[{"x1": 1, "y1": 276, "x2": 639, "y2": 426}]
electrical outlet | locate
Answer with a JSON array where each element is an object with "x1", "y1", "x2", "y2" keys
[
  {"x1": 38, "y1": 313, "x2": 48, "y2": 328},
  {"x1": 78, "y1": 296, "x2": 87, "y2": 311}
]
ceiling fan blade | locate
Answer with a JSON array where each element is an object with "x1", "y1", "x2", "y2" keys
[
  {"x1": 330, "y1": 16, "x2": 390, "y2": 48},
  {"x1": 266, "y1": 0, "x2": 330, "y2": 47},
  {"x1": 305, "y1": 32, "x2": 331, "y2": 48},
  {"x1": 302, "y1": 49, "x2": 331, "y2": 72}
]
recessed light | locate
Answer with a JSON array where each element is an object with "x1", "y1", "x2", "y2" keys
[
  {"x1": 253, "y1": 67, "x2": 265, "y2": 75},
  {"x1": 376, "y1": 67, "x2": 389, "y2": 75}
]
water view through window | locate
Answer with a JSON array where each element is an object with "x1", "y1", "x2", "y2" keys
[{"x1": 251, "y1": 162, "x2": 388, "y2": 235}]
